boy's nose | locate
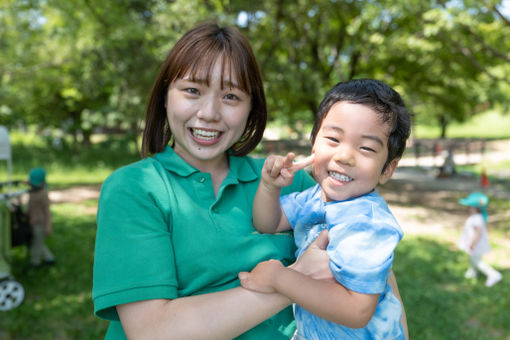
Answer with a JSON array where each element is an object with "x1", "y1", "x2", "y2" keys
[
  {"x1": 333, "y1": 144, "x2": 355, "y2": 166},
  {"x1": 197, "y1": 98, "x2": 221, "y2": 121}
]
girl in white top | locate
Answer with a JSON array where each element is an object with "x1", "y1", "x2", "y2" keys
[{"x1": 457, "y1": 192, "x2": 502, "y2": 287}]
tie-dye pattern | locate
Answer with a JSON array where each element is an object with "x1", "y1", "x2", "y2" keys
[{"x1": 281, "y1": 184, "x2": 405, "y2": 339}]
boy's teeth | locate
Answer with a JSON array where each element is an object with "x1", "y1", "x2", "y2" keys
[
  {"x1": 329, "y1": 171, "x2": 353, "y2": 182},
  {"x1": 192, "y1": 128, "x2": 219, "y2": 139}
]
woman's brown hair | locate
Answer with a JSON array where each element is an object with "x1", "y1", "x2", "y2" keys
[{"x1": 141, "y1": 22, "x2": 267, "y2": 158}]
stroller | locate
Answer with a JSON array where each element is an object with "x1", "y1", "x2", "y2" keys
[{"x1": 0, "y1": 126, "x2": 27, "y2": 311}]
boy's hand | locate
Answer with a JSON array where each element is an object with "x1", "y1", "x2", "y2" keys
[
  {"x1": 238, "y1": 259, "x2": 284, "y2": 293},
  {"x1": 261, "y1": 153, "x2": 314, "y2": 189}
]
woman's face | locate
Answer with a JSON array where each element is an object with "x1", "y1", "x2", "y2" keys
[{"x1": 166, "y1": 58, "x2": 251, "y2": 170}]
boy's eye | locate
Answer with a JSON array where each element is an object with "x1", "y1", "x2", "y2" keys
[{"x1": 361, "y1": 146, "x2": 376, "y2": 152}]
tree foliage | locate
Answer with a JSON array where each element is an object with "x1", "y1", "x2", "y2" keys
[{"x1": 0, "y1": 0, "x2": 509, "y2": 144}]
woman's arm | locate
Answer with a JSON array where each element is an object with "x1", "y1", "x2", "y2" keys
[
  {"x1": 388, "y1": 271, "x2": 409, "y2": 340},
  {"x1": 118, "y1": 229, "x2": 333, "y2": 340},
  {"x1": 117, "y1": 288, "x2": 291, "y2": 340}
]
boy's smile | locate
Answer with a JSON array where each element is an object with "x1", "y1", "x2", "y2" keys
[{"x1": 312, "y1": 101, "x2": 398, "y2": 202}]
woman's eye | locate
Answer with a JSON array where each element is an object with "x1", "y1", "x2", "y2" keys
[
  {"x1": 185, "y1": 88, "x2": 200, "y2": 95},
  {"x1": 224, "y1": 93, "x2": 239, "y2": 101},
  {"x1": 326, "y1": 137, "x2": 339, "y2": 143}
]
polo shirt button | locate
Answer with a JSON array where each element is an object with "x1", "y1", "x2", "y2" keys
[{"x1": 199, "y1": 177, "x2": 205, "y2": 183}]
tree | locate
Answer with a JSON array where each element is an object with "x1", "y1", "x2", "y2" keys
[
  {"x1": 1, "y1": 0, "x2": 509, "y2": 142},
  {"x1": 239, "y1": 0, "x2": 510, "y2": 137}
]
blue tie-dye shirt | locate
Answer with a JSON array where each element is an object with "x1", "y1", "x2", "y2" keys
[{"x1": 280, "y1": 184, "x2": 405, "y2": 340}]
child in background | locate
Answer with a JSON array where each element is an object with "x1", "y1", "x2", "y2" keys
[
  {"x1": 239, "y1": 79, "x2": 410, "y2": 339},
  {"x1": 27, "y1": 168, "x2": 56, "y2": 267},
  {"x1": 458, "y1": 192, "x2": 502, "y2": 287}
]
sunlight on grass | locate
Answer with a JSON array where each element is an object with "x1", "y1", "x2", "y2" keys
[
  {"x1": 415, "y1": 110, "x2": 510, "y2": 139},
  {"x1": 53, "y1": 202, "x2": 97, "y2": 217}
]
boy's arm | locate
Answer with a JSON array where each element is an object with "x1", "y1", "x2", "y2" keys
[
  {"x1": 252, "y1": 153, "x2": 314, "y2": 234},
  {"x1": 240, "y1": 260, "x2": 378, "y2": 328},
  {"x1": 252, "y1": 181, "x2": 290, "y2": 233}
]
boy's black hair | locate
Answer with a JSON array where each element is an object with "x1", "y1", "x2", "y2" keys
[{"x1": 310, "y1": 79, "x2": 411, "y2": 170}]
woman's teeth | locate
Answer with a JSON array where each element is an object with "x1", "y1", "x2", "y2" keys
[
  {"x1": 192, "y1": 128, "x2": 219, "y2": 140},
  {"x1": 329, "y1": 171, "x2": 353, "y2": 182}
]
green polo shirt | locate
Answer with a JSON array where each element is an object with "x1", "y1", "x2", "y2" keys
[{"x1": 93, "y1": 146, "x2": 315, "y2": 339}]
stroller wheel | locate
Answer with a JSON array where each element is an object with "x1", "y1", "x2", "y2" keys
[{"x1": 0, "y1": 279, "x2": 25, "y2": 311}]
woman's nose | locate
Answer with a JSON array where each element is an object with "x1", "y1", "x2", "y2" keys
[
  {"x1": 196, "y1": 97, "x2": 221, "y2": 121},
  {"x1": 333, "y1": 144, "x2": 355, "y2": 166}
]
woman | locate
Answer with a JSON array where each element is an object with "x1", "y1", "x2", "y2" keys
[{"x1": 92, "y1": 22, "x2": 406, "y2": 339}]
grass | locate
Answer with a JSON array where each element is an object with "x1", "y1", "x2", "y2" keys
[
  {"x1": 0, "y1": 125, "x2": 509, "y2": 339},
  {"x1": 2, "y1": 205, "x2": 508, "y2": 339},
  {"x1": 414, "y1": 110, "x2": 510, "y2": 140},
  {"x1": 394, "y1": 235, "x2": 509, "y2": 340},
  {"x1": 0, "y1": 130, "x2": 141, "y2": 188}
]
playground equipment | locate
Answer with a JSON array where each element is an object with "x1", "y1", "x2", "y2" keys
[{"x1": 0, "y1": 126, "x2": 26, "y2": 311}]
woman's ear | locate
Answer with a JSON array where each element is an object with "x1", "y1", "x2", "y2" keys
[{"x1": 379, "y1": 158, "x2": 399, "y2": 185}]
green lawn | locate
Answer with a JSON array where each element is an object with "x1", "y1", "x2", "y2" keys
[
  {"x1": 2, "y1": 205, "x2": 508, "y2": 339},
  {"x1": 414, "y1": 110, "x2": 510, "y2": 139},
  {"x1": 394, "y1": 235, "x2": 509, "y2": 340}
]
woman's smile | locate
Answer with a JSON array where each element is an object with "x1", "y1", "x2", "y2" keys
[{"x1": 189, "y1": 127, "x2": 222, "y2": 144}]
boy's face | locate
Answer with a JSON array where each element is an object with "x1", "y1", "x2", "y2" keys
[{"x1": 312, "y1": 101, "x2": 398, "y2": 202}]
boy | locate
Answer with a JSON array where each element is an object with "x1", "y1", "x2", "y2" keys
[
  {"x1": 457, "y1": 192, "x2": 502, "y2": 287},
  {"x1": 239, "y1": 79, "x2": 410, "y2": 339}
]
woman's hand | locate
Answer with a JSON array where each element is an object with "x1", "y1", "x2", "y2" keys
[{"x1": 289, "y1": 230, "x2": 334, "y2": 281}]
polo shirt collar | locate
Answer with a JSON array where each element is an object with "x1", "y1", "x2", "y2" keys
[{"x1": 154, "y1": 146, "x2": 258, "y2": 183}]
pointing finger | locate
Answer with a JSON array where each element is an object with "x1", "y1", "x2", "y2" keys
[{"x1": 291, "y1": 154, "x2": 314, "y2": 172}]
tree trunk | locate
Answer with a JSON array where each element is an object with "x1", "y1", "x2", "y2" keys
[{"x1": 439, "y1": 115, "x2": 448, "y2": 138}]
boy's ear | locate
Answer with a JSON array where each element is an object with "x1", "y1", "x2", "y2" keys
[{"x1": 379, "y1": 158, "x2": 399, "y2": 185}]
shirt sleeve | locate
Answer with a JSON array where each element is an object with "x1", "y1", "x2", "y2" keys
[
  {"x1": 327, "y1": 212, "x2": 401, "y2": 295},
  {"x1": 92, "y1": 164, "x2": 178, "y2": 321}
]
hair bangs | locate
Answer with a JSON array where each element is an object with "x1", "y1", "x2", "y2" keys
[{"x1": 167, "y1": 38, "x2": 251, "y2": 95}]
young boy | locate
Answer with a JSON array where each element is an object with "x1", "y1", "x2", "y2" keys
[
  {"x1": 27, "y1": 167, "x2": 56, "y2": 267},
  {"x1": 239, "y1": 79, "x2": 410, "y2": 339},
  {"x1": 457, "y1": 192, "x2": 502, "y2": 287}
]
